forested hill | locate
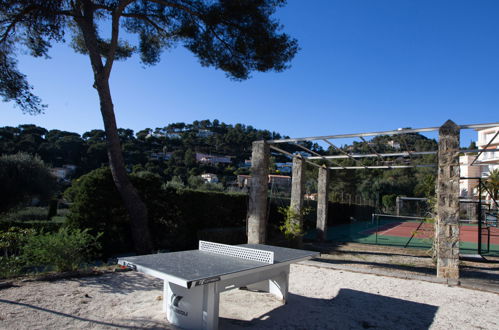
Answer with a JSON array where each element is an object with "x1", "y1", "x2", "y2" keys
[
  {"x1": 0, "y1": 120, "x2": 287, "y2": 182},
  {"x1": 0, "y1": 120, "x2": 439, "y2": 200}
]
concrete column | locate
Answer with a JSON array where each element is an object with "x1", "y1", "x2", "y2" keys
[
  {"x1": 247, "y1": 141, "x2": 269, "y2": 244},
  {"x1": 436, "y1": 120, "x2": 460, "y2": 280},
  {"x1": 316, "y1": 166, "x2": 329, "y2": 241},
  {"x1": 290, "y1": 156, "x2": 305, "y2": 247}
]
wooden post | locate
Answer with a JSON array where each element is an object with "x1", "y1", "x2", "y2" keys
[
  {"x1": 436, "y1": 120, "x2": 460, "y2": 280},
  {"x1": 247, "y1": 141, "x2": 269, "y2": 244},
  {"x1": 290, "y1": 156, "x2": 305, "y2": 247},
  {"x1": 316, "y1": 166, "x2": 329, "y2": 241}
]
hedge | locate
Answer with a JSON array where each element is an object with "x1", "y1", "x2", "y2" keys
[{"x1": 64, "y1": 168, "x2": 375, "y2": 256}]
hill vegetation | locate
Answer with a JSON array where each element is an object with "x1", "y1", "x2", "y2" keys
[{"x1": 0, "y1": 120, "x2": 438, "y2": 210}]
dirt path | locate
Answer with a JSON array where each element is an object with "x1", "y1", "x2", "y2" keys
[{"x1": 1, "y1": 263, "x2": 497, "y2": 329}]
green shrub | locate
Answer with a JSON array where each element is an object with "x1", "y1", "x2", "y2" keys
[
  {"x1": 0, "y1": 220, "x2": 64, "y2": 233},
  {"x1": 0, "y1": 227, "x2": 36, "y2": 278},
  {"x1": 1, "y1": 207, "x2": 50, "y2": 222},
  {"x1": 277, "y1": 206, "x2": 312, "y2": 240},
  {"x1": 64, "y1": 168, "x2": 248, "y2": 255},
  {"x1": 21, "y1": 227, "x2": 102, "y2": 272},
  {"x1": 0, "y1": 152, "x2": 56, "y2": 213},
  {"x1": 382, "y1": 194, "x2": 397, "y2": 213},
  {"x1": 0, "y1": 227, "x2": 36, "y2": 257}
]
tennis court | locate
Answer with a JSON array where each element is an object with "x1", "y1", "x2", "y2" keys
[{"x1": 307, "y1": 215, "x2": 499, "y2": 256}]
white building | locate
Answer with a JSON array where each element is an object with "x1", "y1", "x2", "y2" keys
[
  {"x1": 201, "y1": 173, "x2": 219, "y2": 183},
  {"x1": 476, "y1": 126, "x2": 499, "y2": 177},
  {"x1": 459, "y1": 126, "x2": 499, "y2": 201},
  {"x1": 459, "y1": 155, "x2": 480, "y2": 197},
  {"x1": 196, "y1": 153, "x2": 232, "y2": 165}
]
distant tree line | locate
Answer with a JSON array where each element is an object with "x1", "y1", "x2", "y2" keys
[{"x1": 0, "y1": 121, "x2": 439, "y2": 210}]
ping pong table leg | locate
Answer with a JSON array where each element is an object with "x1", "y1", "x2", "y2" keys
[
  {"x1": 245, "y1": 264, "x2": 290, "y2": 303},
  {"x1": 202, "y1": 282, "x2": 220, "y2": 330},
  {"x1": 163, "y1": 281, "x2": 168, "y2": 312},
  {"x1": 268, "y1": 264, "x2": 290, "y2": 303}
]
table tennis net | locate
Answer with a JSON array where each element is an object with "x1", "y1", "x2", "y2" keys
[{"x1": 199, "y1": 241, "x2": 274, "y2": 264}]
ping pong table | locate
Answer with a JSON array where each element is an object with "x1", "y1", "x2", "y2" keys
[{"x1": 118, "y1": 241, "x2": 319, "y2": 330}]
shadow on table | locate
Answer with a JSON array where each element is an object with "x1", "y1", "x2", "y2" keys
[{"x1": 220, "y1": 289, "x2": 438, "y2": 330}]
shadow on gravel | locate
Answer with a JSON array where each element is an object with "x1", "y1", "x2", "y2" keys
[
  {"x1": 314, "y1": 257, "x2": 436, "y2": 276},
  {"x1": 0, "y1": 298, "x2": 169, "y2": 329},
  {"x1": 73, "y1": 272, "x2": 163, "y2": 295},
  {"x1": 221, "y1": 289, "x2": 438, "y2": 330}
]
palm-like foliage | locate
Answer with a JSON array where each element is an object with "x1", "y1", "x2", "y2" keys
[{"x1": 485, "y1": 168, "x2": 499, "y2": 203}]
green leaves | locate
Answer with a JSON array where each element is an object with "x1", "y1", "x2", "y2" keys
[
  {"x1": 21, "y1": 227, "x2": 102, "y2": 272},
  {"x1": 0, "y1": 152, "x2": 56, "y2": 213},
  {"x1": 1, "y1": 1, "x2": 297, "y2": 113}
]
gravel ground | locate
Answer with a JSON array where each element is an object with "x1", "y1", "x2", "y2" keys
[{"x1": 1, "y1": 263, "x2": 498, "y2": 330}]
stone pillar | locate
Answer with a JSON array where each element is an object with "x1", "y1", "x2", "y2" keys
[
  {"x1": 436, "y1": 120, "x2": 460, "y2": 280},
  {"x1": 290, "y1": 156, "x2": 305, "y2": 247},
  {"x1": 316, "y1": 166, "x2": 329, "y2": 241},
  {"x1": 247, "y1": 141, "x2": 269, "y2": 244}
]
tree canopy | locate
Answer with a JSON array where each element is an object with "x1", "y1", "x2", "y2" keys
[
  {"x1": 1, "y1": 0, "x2": 298, "y2": 254},
  {"x1": 0, "y1": 152, "x2": 55, "y2": 213},
  {"x1": 1, "y1": 0, "x2": 298, "y2": 113}
]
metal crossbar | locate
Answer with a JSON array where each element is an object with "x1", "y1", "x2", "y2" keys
[{"x1": 199, "y1": 241, "x2": 274, "y2": 264}]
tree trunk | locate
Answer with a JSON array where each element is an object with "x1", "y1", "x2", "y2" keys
[
  {"x1": 95, "y1": 78, "x2": 154, "y2": 255},
  {"x1": 75, "y1": 6, "x2": 153, "y2": 255}
]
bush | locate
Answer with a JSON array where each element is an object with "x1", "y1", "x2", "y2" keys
[
  {"x1": 0, "y1": 227, "x2": 36, "y2": 278},
  {"x1": 1, "y1": 207, "x2": 50, "y2": 222},
  {"x1": 65, "y1": 168, "x2": 248, "y2": 255},
  {"x1": 64, "y1": 168, "x2": 162, "y2": 255},
  {"x1": 0, "y1": 152, "x2": 56, "y2": 213},
  {"x1": 21, "y1": 227, "x2": 102, "y2": 272},
  {"x1": 0, "y1": 220, "x2": 64, "y2": 233}
]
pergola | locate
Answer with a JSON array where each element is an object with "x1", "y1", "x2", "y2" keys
[{"x1": 246, "y1": 120, "x2": 499, "y2": 280}]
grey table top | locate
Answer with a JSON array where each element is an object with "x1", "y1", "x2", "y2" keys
[{"x1": 119, "y1": 244, "x2": 318, "y2": 287}]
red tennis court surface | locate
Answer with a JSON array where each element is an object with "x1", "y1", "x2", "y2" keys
[{"x1": 362, "y1": 222, "x2": 499, "y2": 245}]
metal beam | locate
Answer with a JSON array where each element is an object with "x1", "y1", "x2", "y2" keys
[
  {"x1": 328, "y1": 165, "x2": 436, "y2": 170},
  {"x1": 291, "y1": 142, "x2": 346, "y2": 169},
  {"x1": 307, "y1": 150, "x2": 437, "y2": 160},
  {"x1": 359, "y1": 137, "x2": 383, "y2": 160},
  {"x1": 269, "y1": 145, "x2": 322, "y2": 169},
  {"x1": 322, "y1": 139, "x2": 368, "y2": 168},
  {"x1": 460, "y1": 122, "x2": 499, "y2": 130},
  {"x1": 267, "y1": 122, "x2": 499, "y2": 144},
  {"x1": 268, "y1": 126, "x2": 440, "y2": 143},
  {"x1": 359, "y1": 136, "x2": 391, "y2": 169},
  {"x1": 460, "y1": 148, "x2": 499, "y2": 153}
]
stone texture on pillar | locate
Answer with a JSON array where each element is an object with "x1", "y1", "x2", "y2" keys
[
  {"x1": 436, "y1": 120, "x2": 460, "y2": 280},
  {"x1": 396, "y1": 196, "x2": 401, "y2": 216},
  {"x1": 316, "y1": 166, "x2": 329, "y2": 241},
  {"x1": 290, "y1": 156, "x2": 305, "y2": 247},
  {"x1": 247, "y1": 141, "x2": 269, "y2": 244}
]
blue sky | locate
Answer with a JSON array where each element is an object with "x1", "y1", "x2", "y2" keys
[{"x1": 2, "y1": 0, "x2": 498, "y2": 146}]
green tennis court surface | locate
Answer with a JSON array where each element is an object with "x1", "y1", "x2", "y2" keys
[{"x1": 305, "y1": 218, "x2": 499, "y2": 256}]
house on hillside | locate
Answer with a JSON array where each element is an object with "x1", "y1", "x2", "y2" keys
[
  {"x1": 196, "y1": 153, "x2": 232, "y2": 165},
  {"x1": 149, "y1": 151, "x2": 173, "y2": 161},
  {"x1": 201, "y1": 173, "x2": 219, "y2": 183},
  {"x1": 197, "y1": 129, "x2": 214, "y2": 138},
  {"x1": 387, "y1": 140, "x2": 401, "y2": 149}
]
